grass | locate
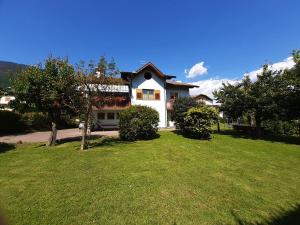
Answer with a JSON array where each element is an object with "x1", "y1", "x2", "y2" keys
[{"x1": 0, "y1": 131, "x2": 300, "y2": 225}]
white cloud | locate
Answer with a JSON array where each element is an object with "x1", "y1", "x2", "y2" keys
[
  {"x1": 244, "y1": 56, "x2": 295, "y2": 81},
  {"x1": 185, "y1": 61, "x2": 208, "y2": 78},
  {"x1": 188, "y1": 56, "x2": 296, "y2": 100},
  {"x1": 189, "y1": 78, "x2": 239, "y2": 100}
]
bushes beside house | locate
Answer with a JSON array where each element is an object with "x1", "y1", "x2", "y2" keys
[
  {"x1": 182, "y1": 106, "x2": 219, "y2": 139},
  {"x1": 119, "y1": 105, "x2": 159, "y2": 141},
  {"x1": 172, "y1": 97, "x2": 219, "y2": 139},
  {"x1": 171, "y1": 97, "x2": 198, "y2": 130},
  {"x1": 0, "y1": 111, "x2": 77, "y2": 135},
  {"x1": 0, "y1": 111, "x2": 26, "y2": 134}
]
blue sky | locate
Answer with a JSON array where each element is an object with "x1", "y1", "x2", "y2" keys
[{"x1": 0, "y1": 0, "x2": 299, "y2": 95}]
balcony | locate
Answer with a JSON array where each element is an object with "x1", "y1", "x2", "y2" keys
[{"x1": 93, "y1": 96, "x2": 131, "y2": 110}]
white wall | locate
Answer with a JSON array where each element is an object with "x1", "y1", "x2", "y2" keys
[{"x1": 131, "y1": 72, "x2": 167, "y2": 127}]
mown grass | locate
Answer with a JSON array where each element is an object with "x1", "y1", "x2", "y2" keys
[{"x1": 0, "y1": 131, "x2": 299, "y2": 225}]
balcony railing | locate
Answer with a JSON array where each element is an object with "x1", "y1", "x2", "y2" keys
[{"x1": 94, "y1": 96, "x2": 131, "y2": 110}]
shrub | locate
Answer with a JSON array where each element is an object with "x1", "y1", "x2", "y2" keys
[
  {"x1": 0, "y1": 110, "x2": 26, "y2": 134},
  {"x1": 262, "y1": 119, "x2": 299, "y2": 136},
  {"x1": 119, "y1": 105, "x2": 159, "y2": 141},
  {"x1": 171, "y1": 97, "x2": 198, "y2": 131},
  {"x1": 21, "y1": 112, "x2": 51, "y2": 131},
  {"x1": 182, "y1": 105, "x2": 219, "y2": 139}
]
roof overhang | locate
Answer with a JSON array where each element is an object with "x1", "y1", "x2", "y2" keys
[{"x1": 121, "y1": 62, "x2": 176, "y2": 80}]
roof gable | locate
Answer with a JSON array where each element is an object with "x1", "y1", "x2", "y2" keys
[{"x1": 121, "y1": 62, "x2": 176, "y2": 80}]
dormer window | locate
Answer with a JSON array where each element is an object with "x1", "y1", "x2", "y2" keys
[{"x1": 144, "y1": 72, "x2": 152, "y2": 80}]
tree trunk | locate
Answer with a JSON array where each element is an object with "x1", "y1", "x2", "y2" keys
[
  {"x1": 255, "y1": 118, "x2": 262, "y2": 137},
  {"x1": 47, "y1": 122, "x2": 57, "y2": 146},
  {"x1": 217, "y1": 119, "x2": 220, "y2": 133},
  {"x1": 80, "y1": 120, "x2": 88, "y2": 150},
  {"x1": 80, "y1": 104, "x2": 91, "y2": 150}
]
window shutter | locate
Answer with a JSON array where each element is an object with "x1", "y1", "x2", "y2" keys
[
  {"x1": 136, "y1": 89, "x2": 143, "y2": 100},
  {"x1": 154, "y1": 90, "x2": 160, "y2": 100}
]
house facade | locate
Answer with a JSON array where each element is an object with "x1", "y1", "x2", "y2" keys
[{"x1": 92, "y1": 63, "x2": 198, "y2": 129}]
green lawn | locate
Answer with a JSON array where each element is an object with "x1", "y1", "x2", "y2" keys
[{"x1": 0, "y1": 131, "x2": 300, "y2": 225}]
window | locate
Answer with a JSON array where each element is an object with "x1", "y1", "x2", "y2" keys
[
  {"x1": 142, "y1": 89, "x2": 154, "y2": 100},
  {"x1": 136, "y1": 89, "x2": 160, "y2": 100},
  {"x1": 136, "y1": 89, "x2": 143, "y2": 99},
  {"x1": 170, "y1": 92, "x2": 178, "y2": 100},
  {"x1": 97, "y1": 112, "x2": 105, "y2": 120},
  {"x1": 144, "y1": 72, "x2": 152, "y2": 80},
  {"x1": 107, "y1": 112, "x2": 115, "y2": 120}
]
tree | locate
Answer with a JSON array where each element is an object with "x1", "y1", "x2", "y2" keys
[
  {"x1": 277, "y1": 50, "x2": 300, "y2": 133},
  {"x1": 64, "y1": 57, "x2": 120, "y2": 150},
  {"x1": 12, "y1": 57, "x2": 76, "y2": 146},
  {"x1": 171, "y1": 97, "x2": 198, "y2": 131},
  {"x1": 214, "y1": 65, "x2": 280, "y2": 136}
]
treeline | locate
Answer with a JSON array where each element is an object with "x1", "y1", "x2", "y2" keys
[{"x1": 214, "y1": 50, "x2": 300, "y2": 136}]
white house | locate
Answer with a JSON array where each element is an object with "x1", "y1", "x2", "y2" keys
[
  {"x1": 92, "y1": 63, "x2": 198, "y2": 129},
  {"x1": 0, "y1": 95, "x2": 15, "y2": 111},
  {"x1": 194, "y1": 94, "x2": 213, "y2": 106}
]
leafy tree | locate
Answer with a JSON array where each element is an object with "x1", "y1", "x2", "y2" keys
[
  {"x1": 171, "y1": 97, "x2": 198, "y2": 131},
  {"x1": 214, "y1": 65, "x2": 280, "y2": 135},
  {"x1": 277, "y1": 50, "x2": 300, "y2": 132},
  {"x1": 65, "y1": 56, "x2": 120, "y2": 150},
  {"x1": 12, "y1": 57, "x2": 76, "y2": 146}
]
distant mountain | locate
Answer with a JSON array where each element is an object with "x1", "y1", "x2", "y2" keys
[{"x1": 0, "y1": 61, "x2": 27, "y2": 88}]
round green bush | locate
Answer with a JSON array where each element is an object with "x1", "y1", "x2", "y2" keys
[
  {"x1": 182, "y1": 105, "x2": 219, "y2": 139},
  {"x1": 171, "y1": 97, "x2": 198, "y2": 131},
  {"x1": 119, "y1": 105, "x2": 159, "y2": 141}
]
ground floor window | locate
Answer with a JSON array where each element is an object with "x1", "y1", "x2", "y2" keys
[
  {"x1": 107, "y1": 112, "x2": 115, "y2": 120},
  {"x1": 98, "y1": 112, "x2": 105, "y2": 120}
]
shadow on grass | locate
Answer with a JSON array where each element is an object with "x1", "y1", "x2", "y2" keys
[
  {"x1": 232, "y1": 204, "x2": 300, "y2": 225},
  {"x1": 171, "y1": 130, "x2": 211, "y2": 141},
  {"x1": 0, "y1": 142, "x2": 15, "y2": 153},
  {"x1": 89, "y1": 136, "x2": 129, "y2": 148},
  {"x1": 56, "y1": 134, "x2": 103, "y2": 145},
  {"x1": 218, "y1": 129, "x2": 300, "y2": 145},
  {"x1": 89, "y1": 133, "x2": 161, "y2": 148}
]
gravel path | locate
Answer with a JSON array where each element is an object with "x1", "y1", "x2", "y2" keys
[{"x1": 0, "y1": 128, "x2": 119, "y2": 143}]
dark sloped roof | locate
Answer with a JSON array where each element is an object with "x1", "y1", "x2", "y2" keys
[
  {"x1": 194, "y1": 94, "x2": 213, "y2": 101},
  {"x1": 121, "y1": 62, "x2": 176, "y2": 80},
  {"x1": 166, "y1": 80, "x2": 199, "y2": 88}
]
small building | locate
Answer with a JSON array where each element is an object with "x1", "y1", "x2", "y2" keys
[
  {"x1": 0, "y1": 95, "x2": 15, "y2": 111},
  {"x1": 194, "y1": 94, "x2": 213, "y2": 105}
]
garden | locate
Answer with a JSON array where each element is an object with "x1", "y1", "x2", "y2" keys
[{"x1": 1, "y1": 129, "x2": 300, "y2": 225}]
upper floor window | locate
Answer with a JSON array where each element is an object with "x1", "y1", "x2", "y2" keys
[
  {"x1": 143, "y1": 89, "x2": 154, "y2": 100},
  {"x1": 136, "y1": 89, "x2": 160, "y2": 100},
  {"x1": 144, "y1": 72, "x2": 152, "y2": 80}
]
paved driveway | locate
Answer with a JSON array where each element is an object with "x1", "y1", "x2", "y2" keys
[{"x1": 0, "y1": 128, "x2": 119, "y2": 143}]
